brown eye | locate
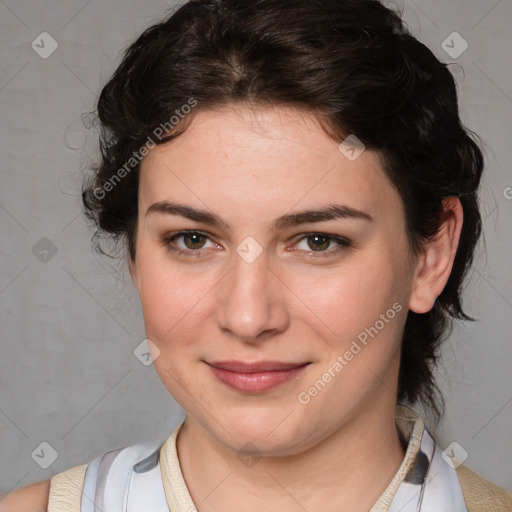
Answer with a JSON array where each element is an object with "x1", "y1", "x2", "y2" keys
[
  {"x1": 306, "y1": 234, "x2": 331, "y2": 251},
  {"x1": 161, "y1": 231, "x2": 218, "y2": 255},
  {"x1": 294, "y1": 233, "x2": 351, "y2": 257},
  {"x1": 183, "y1": 232, "x2": 207, "y2": 249}
]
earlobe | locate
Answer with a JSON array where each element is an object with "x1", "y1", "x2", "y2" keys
[{"x1": 409, "y1": 197, "x2": 464, "y2": 314}]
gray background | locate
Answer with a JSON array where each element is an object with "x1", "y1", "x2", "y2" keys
[{"x1": 1, "y1": 0, "x2": 511, "y2": 496}]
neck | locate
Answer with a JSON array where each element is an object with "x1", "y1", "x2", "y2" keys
[{"x1": 176, "y1": 395, "x2": 405, "y2": 512}]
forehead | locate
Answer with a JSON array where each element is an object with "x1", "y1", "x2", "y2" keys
[{"x1": 138, "y1": 106, "x2": 401, "y2": 226}]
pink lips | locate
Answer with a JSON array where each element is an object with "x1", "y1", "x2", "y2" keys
[{"x1": 207, "y1": 360, "x2": 310, "y2": 393}]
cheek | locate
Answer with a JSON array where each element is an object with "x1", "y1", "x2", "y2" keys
[
  {"x1": 289, "y1": 252, "x2": 401, "y2": 343},
  {"x1": 294, "y1": 265, "x2": 406, "y2": 416},
  {"x1": 288, "y1": 250, "x2": 408, "y2": 403},
  {"x1": 135, "y1": 246, "x2": 216, "y2": 345},
  {"x1": 135, "y1": 249, "x2": 214, "y2": 403}
]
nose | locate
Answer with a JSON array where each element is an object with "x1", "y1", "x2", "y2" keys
[{"x1": 216, "y1": 248, "x2": 290, "y2": 343}]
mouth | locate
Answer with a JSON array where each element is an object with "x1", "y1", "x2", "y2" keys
[{"x1": 206, "y1": 360, "x2": 311, "y2": 393}]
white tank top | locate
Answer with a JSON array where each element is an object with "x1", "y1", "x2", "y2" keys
[{"x1": 80, "y1": 441, "x2": 169, "y2": 511}]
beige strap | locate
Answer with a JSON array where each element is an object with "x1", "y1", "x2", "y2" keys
[
  {"x1": 160, "y1": 421, "x2": 198, "y2": 512},
  {"x1": 370, "y1": 406, "x2": 425, "y2": 511},
  {"x1": 47, "y1": 464, "x2": 87, "y2": 512},
  {"x1": 456, "y1": 464, "x2": 512, "y2": 512}
]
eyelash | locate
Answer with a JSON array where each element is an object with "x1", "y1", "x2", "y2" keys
[{"x1": 160, "y1": 231, "x2": 351, "y2": 258}]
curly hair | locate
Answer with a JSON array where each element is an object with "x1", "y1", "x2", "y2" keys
[{"x1": 82, "y1": 0, "x2": 484, "y2": 420}]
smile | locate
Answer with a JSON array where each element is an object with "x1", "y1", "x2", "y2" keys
[{"x1": 206, "y1": 360, "x2": 311, "y2": 393}]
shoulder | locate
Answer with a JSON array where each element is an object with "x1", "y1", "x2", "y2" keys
[
  {"x1": 0, "y1": 462, "x2": 87, "y2": 512},
  {"x1": 47, "y1": 441, "x2": 166, "y2": 512},
  {"x1": 456, "y1": 463, "x2": 512, "y2": 511},
  {"x1": 0, "y1": 479, "x2": 50, "y2": 512},
  {"x1": 47, "y1": 463, "x2": 88, "y2": 512}
]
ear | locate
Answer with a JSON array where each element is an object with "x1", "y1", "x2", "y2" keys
[{"x1": 409, "y1": 197, "x2": 464, "y2": 314}]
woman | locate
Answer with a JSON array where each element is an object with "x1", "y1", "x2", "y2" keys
[{"x1": 3, "y1": 0, "x2": 511, "y2": 510}]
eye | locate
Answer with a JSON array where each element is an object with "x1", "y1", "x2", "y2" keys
[
  {"x1": 293, "y1": 233, "x2": 351, "y2": 256},
  {"x1": 160, "y1": 231, "x2": 219, "y2": 256},
  {"x1": 160, "y1": 231, "x2": 350, "y2": 258}
]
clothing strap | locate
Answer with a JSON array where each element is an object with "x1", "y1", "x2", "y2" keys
[
  {"x1": 47, "y1": 440, "x2": 169, "y2": 512},
  {"x1": 84, "y1": 441, "x2": 169, "y2": 512},
  {"x1": 456, "y1": 464, "x2": 512, "y2": 512},
  {"x1": 48, "y1": 408, "x2": 511, "y2": 512},
  {"x1": 47, "y1": 463, "x2": 87, "y2": 512},
  {"x1": 371, "y1": 405, "x2": 468, "y2": 512},
  {"x1": 160, "y1": 421, "x2": 197, "y2": 512}
]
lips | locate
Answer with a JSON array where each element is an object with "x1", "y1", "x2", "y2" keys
[
  {"x1": 206, "y1": 360, "x2": 310, "y2": 393},
  {"x1": 208, "y1": 360, "x2": 308, "y2": 372}
]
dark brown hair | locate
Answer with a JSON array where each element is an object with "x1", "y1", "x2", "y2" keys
[{"x1": 83, "y1": 0, "x2": 484, "y2": 420}]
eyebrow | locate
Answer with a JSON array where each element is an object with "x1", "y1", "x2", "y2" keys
[{"x1": 145, "y1": 201, "x2": 373, "y2": 230}]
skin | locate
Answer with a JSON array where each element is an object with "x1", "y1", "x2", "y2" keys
[
  {"x1": 129, "y1": 105, "x2": 462, "y2": 512},
  {"x1": 2, "y1": 104, "x2": 462, "y2": 511},
  {"x1": 0, "y1": 480, "x2": 49, "y2": 512}
]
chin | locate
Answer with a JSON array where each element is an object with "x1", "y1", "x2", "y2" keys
[{"x1": 208, "y1": 405, "x2": 309, "y2": 455}]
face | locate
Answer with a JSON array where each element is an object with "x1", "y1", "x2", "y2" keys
[{"x1": 131, "y1": 105, "x2": 420, "y2": 455}]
